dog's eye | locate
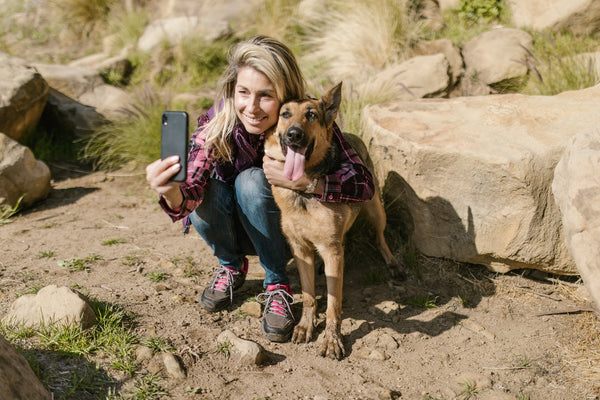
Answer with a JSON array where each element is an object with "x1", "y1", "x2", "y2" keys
[
  {"x1": 281, "y1": 110, "x2": 291, "y2": 119},
  {"x1": 306, "y1": 110, "x2": 317, "y2": 121}
]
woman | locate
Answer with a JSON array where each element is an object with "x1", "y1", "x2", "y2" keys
[{"x1": 146, "y1": 35, "x2": 375, "y2": 342}]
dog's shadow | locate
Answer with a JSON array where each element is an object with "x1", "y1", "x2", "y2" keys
[
  {"x1": 278, "y1": 189, "x2": 497, "y2": 357},
  {"x1": 285, "y1": 251, "x2": 495, "y2": 358}
]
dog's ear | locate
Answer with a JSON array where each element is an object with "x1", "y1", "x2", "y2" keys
[{"x1": 322, "y1": 82, "x2": 342, "y2": 126}]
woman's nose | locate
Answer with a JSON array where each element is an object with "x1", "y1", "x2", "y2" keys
[{"x1": 246, "y1": 95, "x2": 260, "y2": 112}]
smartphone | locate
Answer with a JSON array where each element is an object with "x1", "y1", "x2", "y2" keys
[{"x1": 161, "y1": 111, "x2": 188, "y2": 182}]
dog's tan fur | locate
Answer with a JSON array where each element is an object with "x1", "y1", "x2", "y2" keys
[{"x1": 265, "y1": 82, "x2": 405, "y2": 359}]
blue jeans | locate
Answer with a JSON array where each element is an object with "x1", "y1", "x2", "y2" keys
[{"x1": 188, "y1": 167, "x2": 291, "y2": 286}]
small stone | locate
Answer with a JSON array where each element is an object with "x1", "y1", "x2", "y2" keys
[
  {"x1": 239, "y1": 301, "x2": 262, "y2": 317},
  {"x1": 135, "y1": 345, "x2": 153, "y2": 362},
  {"x1": 217, "y1": 329, "x2": 266, "y2": 366},
  {"x1": 162, "y1": 352, "x2": 186, "y2": 379}
]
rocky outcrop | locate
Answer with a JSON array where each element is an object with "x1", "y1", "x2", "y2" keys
[
  {"x1": 508, "y1": 0, "x2": 600, "y2": 35},
  {"x1": 362, "y1": 84, "x2": 600, "y2": 275},
  {"x1": 0, "y1": 133, "x2": 51, "y2": 209},
  {"x1": 552, "y1": 131, "x2": 600, "y2": 308},
  {"x1": 0, "y1": 53, "x2": 49, "y2": 141}
]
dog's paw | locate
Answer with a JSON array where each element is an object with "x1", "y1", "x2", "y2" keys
[
  {"x1": 320, "y1": 330, "x2": 345, "y2": 360},
  {"x1": 292, "y1": 322, "x2": 314, "y2": 344},
  {"x1": 319, "y1": 324, "x2": 345, "y2": 360},
  {"x1": 388, "y1": 259, "x2": 408, "y2": 282}
]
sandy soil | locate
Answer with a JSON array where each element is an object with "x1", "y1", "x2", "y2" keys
[{"x1": 1, "y1": 164, "x2": 599, "y2": 400}]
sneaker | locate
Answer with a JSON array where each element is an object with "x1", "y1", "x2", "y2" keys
[
  {"x1": 199, "y1": 258, "x2": 248, "y2": 312},
  {"x1": 257, "y1": 284, "x2": 295, "y2": 342}
]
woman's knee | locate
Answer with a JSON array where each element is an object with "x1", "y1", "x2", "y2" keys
[{"x1": 235, "y1": 167, "x2": 270, "y2": 202}]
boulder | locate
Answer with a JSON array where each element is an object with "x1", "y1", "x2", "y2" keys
[
  {"x1": 0, "y1": 133, "x2": 51, "y2": 209},
  {"x1": 137, "y1": 16, "x2": 228, "y2": 52},
  {"x1": 367, "y1": 53, "x2": 451, "y2": 101},
  {"x1": 32, "y1": 62, "x2": 132, "y2": 122},
  {"x1": 2, "y1": 285, "x2": 97, "y2": 329},
  {"x1": 552, "y1": 131, "x2": 600, "y2": 308},
  {"x1": 508, "y1": 0, "x2": 600, "y2": 35},
  {"x1": 362, "y1": 84, "x2": 600, "y2": 274},
  {"x1": 41, "y1": 88, "x2": 108, "y2": 139},
  {"x1": 0, "y1": 335, "x2": 51, "y2": 400},
  {"x1": 0, "y1": 53, "x2": 49, "y2": 141},
  {"x1": 412, "y1": 38, "x2": 464, "y2": 93},
  {"x1": 31, "y1": 62, "x2": 103, "y2": 100},
  {"x1": 462, "y1": 28, "x2": 533, "y2": 93}
]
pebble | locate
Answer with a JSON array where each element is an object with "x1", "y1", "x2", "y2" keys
[{"x1": 162, "y1": 352, "x2": 186, "y2": 379}]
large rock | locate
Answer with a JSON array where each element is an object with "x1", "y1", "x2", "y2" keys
[
  {"x1": 552, "y1": 131, "x2": 600, "y2": 308},
  {"x1": 41, "y1": 88, "x2": 108, "y2": 139},
  {"x1": 0, "y1": 133, "x2": 51, "y2": 209},
  {"x1": 462, "y1": 28, "x2": 533, "y2": 94},
  {"x1": 362, "y1": 84, "x2": 600, "y2": 274},
  {"x1": 0, "y1": 53, "x2": 49, "y2": 141},
  {"x1": 137, "y1": 16, "x2": 228, "y2": 52},
  {"x1": 31, "y1": 62, "x2": 103, "y2": 100},
  {"x1": 508, "y1": 0, "x2": 600, "y2": 35},
  {"x1": 32, "y1": 62, "x2": 132, "y2": 122},
  {"x1": 2, "y1": 285, "x2": 97, "y2": 329},
  {"x1": 0, "y1": 335, "x2": 51, "y2": 400}
]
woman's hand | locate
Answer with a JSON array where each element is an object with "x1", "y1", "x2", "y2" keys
[{"x1": 146, "y1": 156, "x2": 184, "y2": 210}]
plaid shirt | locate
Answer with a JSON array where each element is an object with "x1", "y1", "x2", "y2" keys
[{"x1": 159, "y1": 108, "x2": 375, "y2": 223}]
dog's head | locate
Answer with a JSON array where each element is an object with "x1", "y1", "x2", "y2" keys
[{"x1": 265, "y1": 82, "x2": 342, "y2": 181}]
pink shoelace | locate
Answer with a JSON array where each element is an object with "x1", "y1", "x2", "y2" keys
[
  {"x1": 257, "y1": 284, "x2": 295, "y2": 319},
  {"x1": 209, "y1": 266, "x2": 237, "y2": 300}
]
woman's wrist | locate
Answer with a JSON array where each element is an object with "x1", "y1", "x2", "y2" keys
[{"x1": 304, "y1": 177, "x2": 319, "y2": 194}]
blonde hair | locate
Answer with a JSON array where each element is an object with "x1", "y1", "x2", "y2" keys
[{"x1": 204, "y1": 35, "x2": 306, "y2": 162}]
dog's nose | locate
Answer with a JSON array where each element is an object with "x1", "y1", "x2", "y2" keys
[{"x1": 285, "y1": 127, "x2": 304, "y2": 144}]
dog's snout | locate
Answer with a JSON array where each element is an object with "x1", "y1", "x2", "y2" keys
[{"x1": 285, "y1": 126, "x2": 304, "y2": 144}]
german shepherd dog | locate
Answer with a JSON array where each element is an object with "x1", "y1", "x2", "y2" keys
[{"x1": 264, "y1": 82, "x2": 405, "y2": 359}]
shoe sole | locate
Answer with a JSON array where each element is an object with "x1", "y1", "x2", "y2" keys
[
  {"x1": 262, "y1": 321, "x2": 293, "y2": 343},
  {"x1": 199, "y1": 292, "x2": 231, "y2": 312}
]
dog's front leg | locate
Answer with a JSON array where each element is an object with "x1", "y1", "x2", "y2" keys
[
  {"x1": 291, "y1": 248, "x2": 317, "y2": 344},
  {"x1": 320, "y1": 248, "x2": 345, "y2": 359}
]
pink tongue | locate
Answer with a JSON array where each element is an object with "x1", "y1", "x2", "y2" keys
[{"x1": 283, "y1": 146, "x2": 306, "y2": 181}]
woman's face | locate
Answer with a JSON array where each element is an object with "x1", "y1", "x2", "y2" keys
[{"x1": 234, "y1": 66, "x2": 280, "y2": 135}]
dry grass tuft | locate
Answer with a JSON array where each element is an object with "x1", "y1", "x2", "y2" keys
[{"x1": 301, "y1": 0, "x2": 418, "y2": 83}]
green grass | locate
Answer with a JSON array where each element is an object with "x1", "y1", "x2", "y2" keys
[
  {"x1": 459, "y1": 379, "x2": 480, "y2": 399},
  {"x1": 102, "y1": 238, "x2": 126, "y2": 246},
  {"x1": 148, "y1": 271, "x2": 168, "y2": 283},
  {"x1": 129, "y1": 373, "x2": 167, "y2": 399},
  {"x1": 0, "y1": 196, "x2": 23, "y2": 225},
  {"x1": 215, "y1": 340, "x2": 233, "y2": 358},
  {"x1": 38, "y1": 250, "x2": 55, "y2": 258},
  {"x1": 81, "y1": 85, "x2": 170, "y2": 171},
  {"x1": 407, "y1": 295, "x2": 439, "y2": 309},
  {"x1": 1, "y1": 299, "x2": 139, "y2": 398},
  {"x1": 523, "y1": 31, "x2": 600, "y2": 95},
  {"x1": 140, "y1": 337, "x2": 175, "y2": 354},
  {"x1": 437, "y1": 0, "x2": 511, "y2": 45},
  {"x1": 58, "y1": 254, "x2": 103, "y2": 272}
]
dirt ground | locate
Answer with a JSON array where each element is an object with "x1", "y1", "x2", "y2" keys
[{"x1": 1, "y1": 163, "x2": 599, "y2": 400}]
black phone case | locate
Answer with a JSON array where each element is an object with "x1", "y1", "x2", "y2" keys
[{"x1": 161, "y1": 111, "x2": 188, "y2": 182}]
